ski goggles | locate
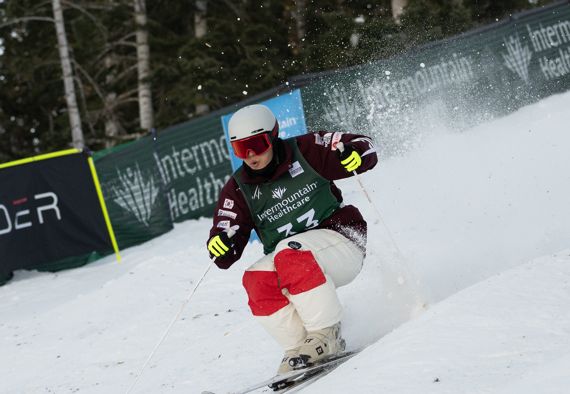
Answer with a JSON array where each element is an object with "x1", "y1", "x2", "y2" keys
[{"x1": 231, "y1": 133, "x2": 273, "y2": 159}]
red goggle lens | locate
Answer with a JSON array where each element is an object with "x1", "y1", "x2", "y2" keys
[{"x1": 231, "y1": 133, "x2": 272, "y2": 159}]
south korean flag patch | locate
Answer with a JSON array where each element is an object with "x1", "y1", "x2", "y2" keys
[{"x1": 223, "y1": 198, "x2": 234, "y2": 209}]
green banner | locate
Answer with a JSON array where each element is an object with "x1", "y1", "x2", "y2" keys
[
  {"x1": 301, "y1": 3, "x2": 570, "y2": 157},
  {"x1": 94, "y1": 135, "x2": 173, "y2": 250},
  {"x1": 154, "y1": 113, "x2": 232, "y2": 223}
]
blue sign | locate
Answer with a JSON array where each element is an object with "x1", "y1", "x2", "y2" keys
[{"x1": 221, "y1": 89, "x2": 308, "y2": 171}]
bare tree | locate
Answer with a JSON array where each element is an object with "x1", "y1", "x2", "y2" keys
[
  {"x1": 52, "y1": 0, "x2": 84, "y2": 149},
  {"x1": 134, "y1": 0, "x2": 154, "y2": 131},
  {"x1": 103, "y1": 54, "x2": 122, "y2": 147},
  {"x1": 391, "y1": 0, "x2": 408, "y2": 23},
  {"x1": 293, "y1": 0, "x2": 306, "y2": 52},
  {"x1": 195, "y1": 0, "x2": 209, "y2": 115},
  {"x1": 284, "y1": 0, "x2": 306, "y2": 56}
]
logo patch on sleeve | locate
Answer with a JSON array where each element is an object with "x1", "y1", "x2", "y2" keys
[
  {"x1": 217, "y1": 220, "x2": 230, "y2": 229},
  {"x1": 223, "y1": 198, "x2": 234, "y2": 209},
  {"x1": 314, "y1": 134, "x2": 324, "y2": 146},
  {"x1": 331, "y1": 132, "x2": 343, "y2": 151},
  {"x1": 217, "y1": 209, "x2": 237, "y2": 219}
]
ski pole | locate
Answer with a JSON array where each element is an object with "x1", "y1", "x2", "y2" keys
[
  {"x1": 337, "y1": 142, "x2": 429, "y2": 309},
  {"x1": 337, "y1": 142, "x2": 384, "y2": 218},
  {"x1": 338, "y1": 141, "x2": 407, "y2": 257},
  {"x1": 126, "y1": 229, "x2": 235, "y2": 394}
]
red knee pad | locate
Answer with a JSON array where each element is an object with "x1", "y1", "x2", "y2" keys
[
  {"x1": 242, "y1": 270, "x2": 289, "y2": 316},
  {"x1": 274, "y1": 249, "x2": 326, "y2": 295}
]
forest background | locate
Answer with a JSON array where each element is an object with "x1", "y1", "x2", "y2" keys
[{"x1": 0, "y1": 0, "x2": 553, "y2": 162}]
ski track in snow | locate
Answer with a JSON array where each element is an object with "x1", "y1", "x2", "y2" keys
[{"x1": 1, "y1": 90, "x2": 570, "y2": 393}]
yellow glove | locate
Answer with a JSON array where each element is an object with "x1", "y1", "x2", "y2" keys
[
  {"x1": 207, "y1": 232, "x2": 232, "y2": 258},
  {"x1": 338, "y1": 143, "x2": 362, "y2": 172}
]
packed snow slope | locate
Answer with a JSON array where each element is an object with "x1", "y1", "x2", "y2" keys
[{"x1": 1, "y1": 90, "x2": 569, "y2": 394}]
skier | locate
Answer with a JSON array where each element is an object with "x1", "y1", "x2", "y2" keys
[{"x1": 207, "y1": 104, "x2": 378, "y2": 374}]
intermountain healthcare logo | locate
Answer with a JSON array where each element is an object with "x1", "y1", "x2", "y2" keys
[
  {"x1": 502, "y1": 34, "x2": 532, "y2": 84},
  {"x1": 257, "y1": 182, "x2": 317, "y2": 223},
  {"x1": 112, "y1": 164, "x2": 159, "y2": 226},
  {"x1": 503, "y1": 21, "x2": 570, "y2": 82},
  {"x1": 272, "y1": 186, "x2": 287, "y2": 199}
]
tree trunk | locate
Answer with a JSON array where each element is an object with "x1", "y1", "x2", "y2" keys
[
  {"x1": 293, "y1": 0, "x2": 306, "y2": 54},
  {"x1": 195, "y1": 0, "x2": 208, "y2": 38},
  {"x1": 195, "y1": 0, "x2": 209, "y2": 115},
  {"x1": 104, "y1": 92, "x2": 121, "y2": 148},
  {"x1": 391, "y1": 0, "x2": 408, "y2": 23},
  {"x1": 103, "y1": 53, "x2": 120, "y2": 147},
  {"x1": 134, "y1": 0, "x2": 154, "y2": 131},
  {"x1": 52, "y1": 0, "x2": 84, "y2": 149}
]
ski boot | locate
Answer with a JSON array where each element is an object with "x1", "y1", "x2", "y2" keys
[
  {"x1": 294, "y1": 322, "x2": 345, "y2": 367},
  {"x1": 277, "y1": 347, "x2": 303, "y2": 375}
]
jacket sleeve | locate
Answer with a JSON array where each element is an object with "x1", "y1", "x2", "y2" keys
[
  {"x1": 207, "y1": 176, "x2": 254, "y2": 269},
  {"x1": 297, "y1": 131, "x2": 378, "y2": 181}
]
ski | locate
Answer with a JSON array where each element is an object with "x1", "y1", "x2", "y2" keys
[
  {"x1": 272, "y1": 356, "x2": 351, "y2": 393},
  {"x1": 276, "y1": 362, "x2": 340, "y2": 393},
  {"x1": 229, "y1": 349, "x2": 362, "y2": 394}
]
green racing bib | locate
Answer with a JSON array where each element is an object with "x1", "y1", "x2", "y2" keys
[{"x1": 234, "y1": 139, "x2": 340, "y2": 254}]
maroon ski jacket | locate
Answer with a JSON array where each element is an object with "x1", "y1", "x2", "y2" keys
[{"x1": 208, "y1": 131, "x2": 378, "y2": 269}]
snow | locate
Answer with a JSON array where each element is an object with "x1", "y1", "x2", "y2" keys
[
  {"x1": 308, "y1": 252, "x2": 570, "y2": 394},
  {"x1": 1, "y1": 90, "x2": 570, "y2": 394}
]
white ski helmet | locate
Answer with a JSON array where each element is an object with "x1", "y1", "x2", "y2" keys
[{"x1": 228, "y1": 104, "x2": 279, "y2": 142}]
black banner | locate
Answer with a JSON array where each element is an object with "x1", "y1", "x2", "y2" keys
[{"x1": 0, "y1": 152, "x2": 113, "y2": 280}]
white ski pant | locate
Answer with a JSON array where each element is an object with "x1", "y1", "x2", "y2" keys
[{"x1": 242, "y1": 229, "x2": 364, "y2": 350}]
